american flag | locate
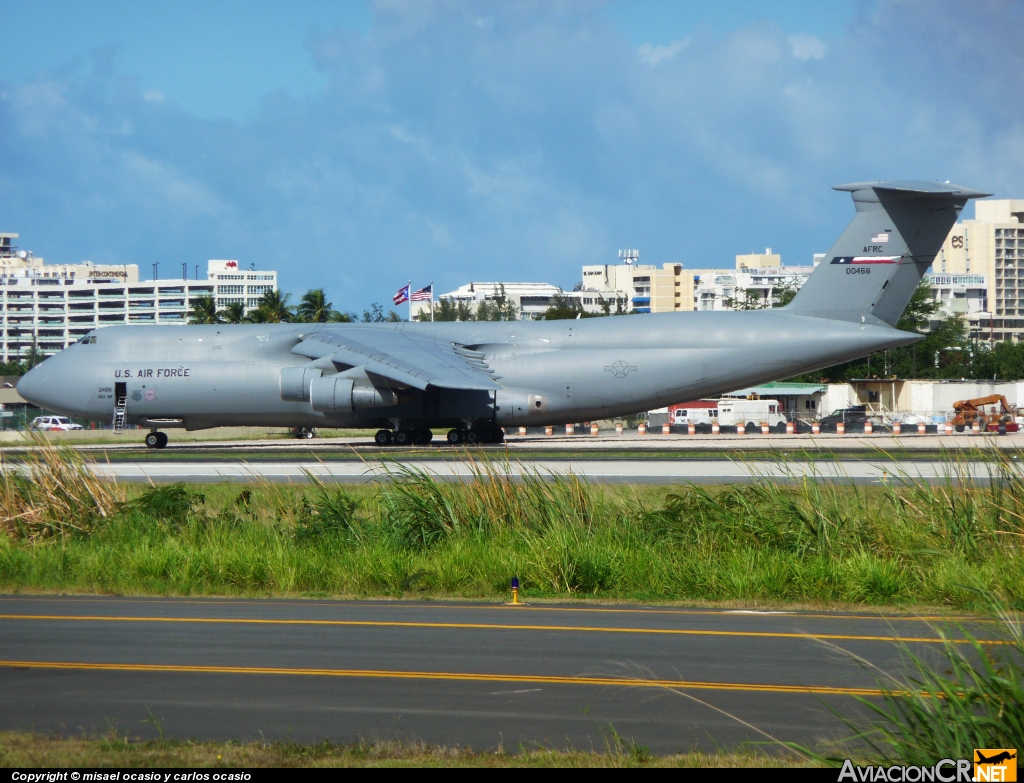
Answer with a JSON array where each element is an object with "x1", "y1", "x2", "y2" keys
[
  {"x1": 410, "y1": 284, "x2": 433, "y2": 302},
  {"x1": 393, "y1": 284, "x2": 410, "y2": 305}
]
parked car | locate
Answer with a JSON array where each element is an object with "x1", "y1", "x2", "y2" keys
[
  {"x1": 817, "y1": 405, "x2": 882, "y2": 433},
  {"x1": 30, "y1": 415, "x2": 84, "y2": 431}
]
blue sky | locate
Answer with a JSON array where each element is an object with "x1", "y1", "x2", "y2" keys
[{"x1": 1, "y1": 0, "x2": 1021, "y2": 311}]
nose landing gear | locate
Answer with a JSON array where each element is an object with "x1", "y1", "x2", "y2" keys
[{"x1": 145, "y1": 431, "x2": 168, "y2": 449}]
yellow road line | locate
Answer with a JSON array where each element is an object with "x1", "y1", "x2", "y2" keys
[
  {"x1": 0, "y1": 596, "x2": 991, "y2": 623},
  {"x1": 0, "y1": 613, "x2": 996, "y2": 644},
  {"x1": 0, "y1": 659, "x2": 883, "y2": 696}
]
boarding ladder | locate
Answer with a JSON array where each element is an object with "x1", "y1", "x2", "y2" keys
[{"x1": 113, "y1": 395, "x2": 127, "y2": 433}]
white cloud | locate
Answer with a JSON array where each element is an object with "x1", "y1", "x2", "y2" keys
[
  {"x1": 637, "y1": 39, "x2": 689, "y2": 66},
  {"x1": 788, "y1": 33, "x2": 826, "y2": 60}
]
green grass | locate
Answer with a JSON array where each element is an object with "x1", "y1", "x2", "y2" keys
[
  {"x1": 1, "y1": 447, "x2": 1024, "y2": 607},
  {"x1": 0, "y1": 731, "x2": 807, "y2": 768}
]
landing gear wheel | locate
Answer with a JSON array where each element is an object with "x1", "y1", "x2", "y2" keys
[
  {"x1": 145, "y1": 431, "x2": 167, "y2": 449},
  {"x1": 421, "y1": 428, "x2": 434, "y2": 444},
  {"x1": 374, "y1": 429, "x2": 393, "y2": 446},
  {"x1": 394, "y1": 429, "x2": 414, "y2": 446},
  {"x1": 465, "y1": 429, "x2": 480, "y2": 444},
  {"x1": 412, "y1": 428, "x2": 433, "y2": 445},
  {"x1": 491, "y1": 427, "x2": 505, "y2": 443},
  {"x1": 447, "y1": 429, "x2": 464, "y2": 445}
]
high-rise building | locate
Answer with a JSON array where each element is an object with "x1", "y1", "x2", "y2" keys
[
  {"x1": 0, "y1": 234, "x2": 277, "y2": 361},
  {"x1": 933, "y1": 199, "x2": 1024, "y2": 342}
]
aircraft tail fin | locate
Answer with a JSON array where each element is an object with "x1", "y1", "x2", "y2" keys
[{"x1": 786, "y1": 181, "x2": 991, "y2": 326}]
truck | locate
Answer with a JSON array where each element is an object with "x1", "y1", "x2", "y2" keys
[{"x1": 670, "y1": 399, "x2": 787, "y2": 433}]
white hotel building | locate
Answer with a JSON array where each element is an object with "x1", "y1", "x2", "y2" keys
[{"x1": 0, "y1": 234, "x2": 276, "y2": 362}]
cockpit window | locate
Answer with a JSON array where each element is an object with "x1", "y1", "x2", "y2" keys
[{"x1": 78, "y1": 335, "x2": 97, "y2": 345}]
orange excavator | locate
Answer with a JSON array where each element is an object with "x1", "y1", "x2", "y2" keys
[{"x1": 951, "y1": 395, "x2": 1019, "y2": 432}]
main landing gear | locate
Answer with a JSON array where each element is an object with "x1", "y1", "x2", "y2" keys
[
  {"x1": 446, "y1": 427, "x2": 504, "y2": 445},
  {"x1": 145, "y1": 430, "x2": 168, "y2": 449},
  {"x1": 374, "y1": 428, "x2": 434, "y2": 447}
]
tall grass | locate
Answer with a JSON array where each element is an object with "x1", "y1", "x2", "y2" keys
[
  {"x1": 0, "y1": 437, "x2": 125, "y2": 541},
  {"x1": 803, "y1": 605, "x2": 1024, "y2": 765},
  {"x1": 0, "y1": 448, "x2": 1023, "y2": 606}
]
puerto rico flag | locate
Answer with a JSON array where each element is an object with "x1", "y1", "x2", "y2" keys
[
  {"x1": 830, "y1": 256, "x2": 901, "y2": 265},
  {"x1": 410, "y1": 284, "x2": 433, "y2": 301},
  {"x1": 393, "y1": 284, "x2": 410, "y2": 305}
]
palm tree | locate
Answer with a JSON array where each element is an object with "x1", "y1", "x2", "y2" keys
[
  {"x1": 243, "y1": 307, "x2": 269, "y2": 324},
  {"x1": 218, "y1": 301, "x2": 246, "y2": 324},
  {"x1": 296, "y1": 288, "x2": 334, "y2": 323},
  {"x1": 258, "y1": 290, "x2": 294, "y2": 323},
  {"x1": 189, "y1": 296, "x2": 222, "y2": 324}
]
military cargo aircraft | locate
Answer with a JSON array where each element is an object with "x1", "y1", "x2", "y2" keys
[{"x1": 17, "y1": 181, "x2": 989, "y2": 448}]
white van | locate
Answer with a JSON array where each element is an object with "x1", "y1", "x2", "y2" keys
[
  {"x1": 672, "y1": 404, "x2": 718, "y2": 426},
  {"x1": 673, "y1": 399, "x2": 786, "y2": 428},
  {"x1": 717, "y1": 399, "x2": 787, "y2": 431}
]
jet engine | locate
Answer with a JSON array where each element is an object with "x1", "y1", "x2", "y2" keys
[{"x1": 310, "y1": 375, "x2": 397, "y2": 413}]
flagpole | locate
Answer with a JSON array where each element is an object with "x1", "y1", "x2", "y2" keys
[
  {"x1": 430, "y1": 280, "x2": 434, "y2": 322},
  {"x1": 408, "y1": 280, "x2": 412, "y2": 322}
]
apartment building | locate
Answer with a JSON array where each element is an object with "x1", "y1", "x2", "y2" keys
[
  {"x1": 581, "y1": 262, "x2": 689, "y2": 313},
  {"x1": 933, "y1": 199, "x2": 1024, "y2": 342},
  {"x1": 0, "y1": 234, "x2": 277, "y2": 361}
]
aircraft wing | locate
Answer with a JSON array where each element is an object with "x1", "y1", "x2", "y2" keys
[{"x1": 291, "y1": 329, "x2": 501, "y2": 391}]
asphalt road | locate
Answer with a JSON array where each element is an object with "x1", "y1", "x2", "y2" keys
[
  {"x1": 86, "y1": 457, "x2": 994, "y2": 484},
  {"x1": 0, "y1": 596, "x2": 983, "y2": 753}
]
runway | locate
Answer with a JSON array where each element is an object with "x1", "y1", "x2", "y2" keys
[
  {"x1": 86, "y1": 457, "x2": 994, "y2": 484},
  {"x1": 0, "y1": 596, "x2": 981, "y2": 753}
]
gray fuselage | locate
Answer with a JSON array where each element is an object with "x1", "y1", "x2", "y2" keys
[{"x1": 18, "y1": 310, "x2": 917, "y2": 431}]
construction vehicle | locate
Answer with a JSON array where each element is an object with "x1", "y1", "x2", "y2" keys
[{"x1": 951, "y1": 395, "x2": 1019, "y2": 433}]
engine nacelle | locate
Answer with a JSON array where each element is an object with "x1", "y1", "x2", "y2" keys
[
  {"x1": 493, "y1": 387, "x2": 549, "y2": 425},
  {"x1": 280, "y1": 366, "x2": 322, "y2": 402},
  {"x1": 310, "y1": 376, "x2": 398, "y2": 413}
]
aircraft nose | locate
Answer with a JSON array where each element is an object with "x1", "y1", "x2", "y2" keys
[
  {"x1": 16, "y1": 363, "x2": 49, "y2": 408},
  {"x1": 17, "y1": 356, "x2": 83, "y2": 415}
]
